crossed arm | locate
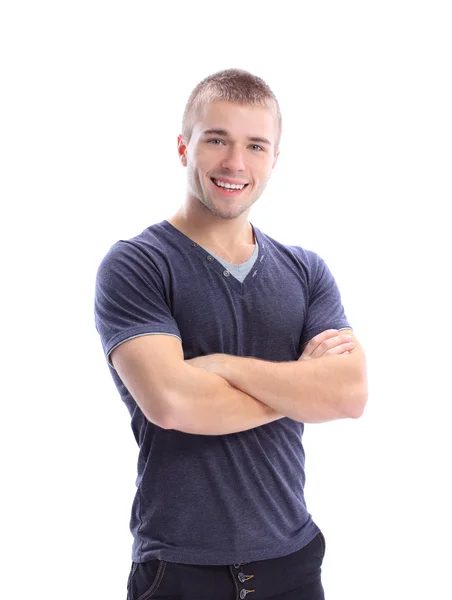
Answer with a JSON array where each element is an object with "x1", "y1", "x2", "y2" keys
[{"x1": 185, "y1": 329, "x2": 368, "y2": 425}]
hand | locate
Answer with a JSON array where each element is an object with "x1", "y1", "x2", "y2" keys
[{"x1": 299, "y1": 329, "x2": 355, "y2": 361}]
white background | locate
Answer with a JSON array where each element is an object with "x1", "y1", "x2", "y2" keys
[{"x1": 1, "y1": 1, "x2": 451, "y2": 598}]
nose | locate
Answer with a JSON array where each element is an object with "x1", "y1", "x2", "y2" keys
[{"x1": 221, "y1": 144, "x2": 245, "y2": 172}]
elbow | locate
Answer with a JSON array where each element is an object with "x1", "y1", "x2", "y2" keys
[
  {"x1": 161, "y1": 401, "x2": 181, "y2": 431},
  {"x1": 343, "y1": 358, "x2": 368, "y2": 419},
  {"x1": 343, "y1": 379, "x2": 368, "y2": 419},
  {"x1": 148, "y1": 390, "x2": 182, "y2": 431},
  {"x1": 143, "y1": 404, "x2": 176, "y2": 431},
  {"x1": 161, "y1": 390, "x2": 193, "y2": 433}
]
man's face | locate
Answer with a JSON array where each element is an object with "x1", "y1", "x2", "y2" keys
[{"x1": 180, "y1": 100, "x2": 280, "y2": 220}]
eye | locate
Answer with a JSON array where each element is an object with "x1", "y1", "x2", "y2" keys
[
  {"x1": 208, "y1": 139, "x2": 224, "y2": 145},
  {"x1": 250, "y1": 144, "x2": 263, "y2": 152}
]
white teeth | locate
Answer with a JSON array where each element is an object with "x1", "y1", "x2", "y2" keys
[{"x1": 214, "y1": 179, "x2": 245, "y2": 190}]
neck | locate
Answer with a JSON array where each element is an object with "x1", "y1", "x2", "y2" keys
[{"x1": 167, "y1": 200, "x2": 255, "y2": 250}]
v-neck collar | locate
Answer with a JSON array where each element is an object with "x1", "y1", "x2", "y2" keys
[{"x1": 161, "y1": 219, "x2": 267, "y2": 294}]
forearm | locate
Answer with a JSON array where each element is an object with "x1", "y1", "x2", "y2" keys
[
  {"x1": 205, "y1": 353, "x2": 367, "y2": 424},
  {"x1": 167, "y1": 363, "x2": 285, "y2": 435}
]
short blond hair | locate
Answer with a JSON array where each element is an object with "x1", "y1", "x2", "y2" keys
[{"x1": 182, "y1": 68, "x2": 282, "y2": 152}]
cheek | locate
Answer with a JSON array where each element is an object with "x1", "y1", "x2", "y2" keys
[
  {"x1": 188, "y1": 152, "x2": 206, "y2": 174},
  {"x1": 194, "y1": 145, "x2": 214, "y2": 164},
  {"x1": 254, "y1": 161, "x2": 273, "y2": 183}
]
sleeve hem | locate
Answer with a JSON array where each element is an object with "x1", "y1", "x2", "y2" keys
[
  {"x1": 105, "y1": 328, "x2": 182, "y2": 369},
  {"x1": 302, "y1": 323, "x2": 353, "y2": 345}
]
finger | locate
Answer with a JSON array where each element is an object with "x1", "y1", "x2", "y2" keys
[
  {"x1": 323, "y1": 342, "x2": 355, "y2": 356},
  {"x1": 299, "y1": 329, "x2": 339, "y2": 360},
  {"x1": 311, "y1": 335, "x2": 354, "y2": 358},
  {"x1": 309, "y1": 334, "x2": 354, "y2": 359}
]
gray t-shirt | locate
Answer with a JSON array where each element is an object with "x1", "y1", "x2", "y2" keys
[{"x1": 94, "y1": 219, "x2": 351, "y2": 565}]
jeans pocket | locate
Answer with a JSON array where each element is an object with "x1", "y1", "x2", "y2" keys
[
  {"x1": 127, "y1": 559, "x2": 167, "y2": 600},
  {"x1": 126, "y1": 562, "x2": 138, "y2": 597}
]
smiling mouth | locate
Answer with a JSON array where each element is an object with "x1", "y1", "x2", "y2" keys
[{"x1": 211, "y1": 178, "x2": 249, "y2": 192}]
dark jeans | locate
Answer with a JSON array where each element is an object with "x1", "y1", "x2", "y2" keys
[{"x1": 127, "y1": 531, "x2": 326, "y2": 600}]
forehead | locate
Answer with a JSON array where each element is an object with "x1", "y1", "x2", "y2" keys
[{"x1": 192, "y1": 100, "x2": 278, "y2": 143}]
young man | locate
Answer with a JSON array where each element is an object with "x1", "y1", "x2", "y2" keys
[{"x1": 95, "y1": 68, "x2": 367, "y2": 600}]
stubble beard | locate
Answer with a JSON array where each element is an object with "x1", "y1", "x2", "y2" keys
[{"x1": 189, "y1": 171, "x2": 261, "y2": 221}]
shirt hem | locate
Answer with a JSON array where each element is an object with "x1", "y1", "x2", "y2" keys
[{"x1": 132, "y1": 521, "x2": 321, "y2": 566}]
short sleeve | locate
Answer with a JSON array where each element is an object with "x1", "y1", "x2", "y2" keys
[
  {"x1": 94, "y1": 241, "x2": 182, "y2": 368},
  {"x1": 300, "y1": 251, "x2": 351, "y2": 348}
]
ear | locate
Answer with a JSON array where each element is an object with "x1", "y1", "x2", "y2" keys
[
  {"x1": 177, "y1": 135, "x2": 187, "y2": 167},
  {"x1": 272, "y1": 150, "x2": 280, "y2": 170}
]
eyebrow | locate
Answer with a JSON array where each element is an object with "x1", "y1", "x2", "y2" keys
[{"x1": 201, "y1": 129, "x2": 272, "y2": 146}]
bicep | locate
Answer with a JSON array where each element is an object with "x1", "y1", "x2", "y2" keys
[{"x1": 111, "y1": 334, "x2": 186, "y2": 429}]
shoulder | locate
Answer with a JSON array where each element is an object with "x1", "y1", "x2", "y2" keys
[{"x1": 96, "y1": 221, "x2": 174, "y2": 279}]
